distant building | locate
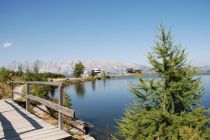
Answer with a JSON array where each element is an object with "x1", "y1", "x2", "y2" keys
[
  {"x1": 91, "y1": 68, "x2": 102, "y2": 76},
  {"x1": 126, "y1": 68, "x2": 134, "y2": 73}
]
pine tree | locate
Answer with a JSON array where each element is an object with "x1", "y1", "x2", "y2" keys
[
  {"x1": 64, "y1": 93, "x2": 72, "y2": 109},
  {"x1": 117, "y1": 25, "x2": 210, "y2": 139},
  {"x1": 73, "y1": 62, "x2": 85, "y2": 78}
]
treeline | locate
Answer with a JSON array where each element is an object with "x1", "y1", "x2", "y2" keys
[
  {"x1": 23, "y1": 71, "x2": 65, "y2": 81},
  {"x1": 0, "y1": 66, "x2": 65, "y2": 98},
  {"x1": 0, "y1": 67, "x2": 65, "y2": 81},
  {"x1": 15, "y1": 71, "x2": 65, "y2": 79}
]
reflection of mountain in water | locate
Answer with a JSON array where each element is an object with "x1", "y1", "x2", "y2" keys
[{"x1": 74, "y1": 83, "x2": 85, "y2": 97}]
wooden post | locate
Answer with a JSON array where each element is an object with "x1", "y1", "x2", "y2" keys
[
  {"x1": 58, "y1": 85, "x2": 64, "y2": 130},
  {"x1": 26, "y1": 83, "x2": 30, "y2": 111},
  {"x1": 2, "y1": 82, "x2": 5, "y2": 95},
  {"x1": 11, "y1": 82, "x2": 14, "y2": 100}
]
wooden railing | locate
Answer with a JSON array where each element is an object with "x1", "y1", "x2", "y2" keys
[{"x1": 10, "y1": 81, "x2": 75, "y2": 130}]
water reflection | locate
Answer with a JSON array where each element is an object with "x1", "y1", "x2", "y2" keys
[
  {"x1": 49, "y1": 87, "x2": 55, "y2": 98},
  {"x1": 103, "y1": 79, "x2": 106, "y2": 89},
  {"x1": 91, "y1": 79, "x2": 107, "y2": 92},
  {"x1": 50, "y1": 74, "x2": 210, "y2": 140},
  {"x1": 74, "y1": 83, "x2": 85, "y2": 97},
  {"x1": 91, "y1": 80, "x2": 96, "y2": 91}
]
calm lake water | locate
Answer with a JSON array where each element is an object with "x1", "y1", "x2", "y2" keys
[{"x1": 50, "y1": 73, "x2": 210, "y2": 139}]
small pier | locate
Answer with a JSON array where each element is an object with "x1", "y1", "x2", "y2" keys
[{"x1": 0, "y1": 81, "x2": 75, "y2": 140}]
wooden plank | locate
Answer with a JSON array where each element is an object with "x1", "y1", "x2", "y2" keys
[
  {"x1": 0, "y1": 100, "x2": 49, "y2": 127},
  {"x1": 0, "y1": 120, "x2": 48, "y2": 131},
  {"x1": 0, "y1": 100, "x2": 6, "y2": 102},
  {"x1": 13, "y1": 92, "x2": 75, "y2": 118},
  {"x1": 1, "y1": 107, "x2": 42, "y2": 121},
  {"x1": 0, "y1": 112, "x2": 47, "y2": 125},
  {"x1": 0, "y1": 107, "x2": 29, "y2": 113},
  {"x1": 58, "y1": 86, "x2": 64, "y2": 129},
  {"x1": 42, "y1": 133, "x2": 70, "y2": 140},
  {"x1": 4, "y1": 98, "x2": 75, "y2": 121},
  {"x1": 0, "y1": 110, "x2": 34, "y2": 119},
  {"x1": 0, "y1": 105, "x2": 23, "y2": 110},
  {"x1": 0, "y1": 124, "x2": 70, "y2": 140},
  {"x1": 0, "y1": 115, "x2": 45, "y2": 123},
  {"x1": 0, "y1": 99, "x2": 71, "y2": 140},
  {"x1": 0, "y1": 114, "x2": 49, "y2": 131},
  {"x1": 0, "y1": 117, "x2": 43, "y2": 126},
  {"x1": 10, "y1": 127, "x2": 62, "y2": 139},
  {"x1": 0, "y1": 109, "x2": 20, "y2": 113},
  {"x1": 0, "y1": 126, "x2": 57, "y2": 139},
  {"x1": 4, "y1": 126, "x2": 57, "y2": 140},
  {"x1": 42, "y1": 133, "x2": 71, "y2": 140},
  {"x1": 1, "y1": 110, "x2": 43, "y2": 121},
  {"x1": 11, "y1": 81, "x2": 63, "y2": 87},
  {"x1": 24, "y1": 130, "x2": 70, "y2": 140},
  {"x1": 1, "y1": 112, "x2": 43, "y2": 123},
  {"x1": 0, "y1": 123, "x2": 53, "y2": 135},
  {"x1": 0, "y1": 105, "x2": 24, "y2": 110},
  {"x1": 11, "y1": 82, "x2": 14, "y2": 100},
  {"x1": 3, "y1": 130, "x2": 70, "y2": 140},
  {"x1": 26, "y1": 83, "x2": 30, "y2": 111},
  {"x1": 2, "y1": 126, "x2": 54, "y2": 138},
  {"x1": 0, "y1": 108, "x2": 27, "y2": 113},
  {"x1": 17, "y1": 125, "x2": 56, "y2": 134},
  {"x1": 0, "y1": 112, "x2": 38, "y2": 120},
  {"x1": 1, "y1": 99, "x2": 26, "y2": 109},
  {"x1": 0, "y1": 118, "x2": 46, "y2": 129}
]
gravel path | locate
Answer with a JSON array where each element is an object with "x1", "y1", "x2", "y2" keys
[{"x1": 13, "y1": 85, "x2": 24, "y2": 100}]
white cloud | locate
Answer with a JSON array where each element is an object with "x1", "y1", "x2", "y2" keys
[{"x1": 2, "y1": 42, "x2": 12, "y2": 48}]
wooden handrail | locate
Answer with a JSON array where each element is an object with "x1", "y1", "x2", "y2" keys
[
  {"x1": 10, "y1": 81, "x2": 74, "y2": 130},
  {"x1": 11, "y1": 81, "x2": 63, "y2": 87},
  {"x1": 13, "y1": 91, "x2": 75, "y2": 118}
]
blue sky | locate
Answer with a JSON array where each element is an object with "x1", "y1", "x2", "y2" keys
[{"x1": 0, "y1": 0, "x2": 210, "y2": 66}]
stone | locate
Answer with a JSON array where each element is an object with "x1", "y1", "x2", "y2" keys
[{"x1": 82, "y1": 135, "x2": 96, "y2": 140}]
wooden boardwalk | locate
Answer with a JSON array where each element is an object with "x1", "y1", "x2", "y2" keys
[{"x1": 0, "y1": 99, "x2": 71, "y2": 140}]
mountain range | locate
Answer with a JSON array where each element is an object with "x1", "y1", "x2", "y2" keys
[
  {"x1": 6, "y1": 60, "x2": 210, "y2": 76},
  {"x1": 6, "y1": 60, "x2": 151, "y2": 76}
]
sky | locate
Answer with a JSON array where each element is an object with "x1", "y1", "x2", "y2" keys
[{"x1": 0, "y1": 0, "x2": 210, "y2": 66}]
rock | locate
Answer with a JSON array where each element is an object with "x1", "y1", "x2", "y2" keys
[
  {"x1": 32, "y1": 105, "x2": 49, "y2": 118},
  {"x1": 66, "y1": 119, "x2": 89, "y2": 134},
  {"x1": 32, "y1": 104, "x2": 92, "y2": 139},
  {"x1": 69, "y1": 128, "x2": 83, "y2": 135},
  {"x1": 75, "y1": 120, "x2": 88, "y2": 133},
  {"x1": 82, "y1": 135, "x2": 95, "y2": 140},
  {"x1": 13, "y1": 85, "x2": 24, "y2": 100}
]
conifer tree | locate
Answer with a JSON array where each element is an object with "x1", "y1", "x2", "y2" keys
[
  {"x1": 73, "y1": 62, "x2": 85, "y2": 78},
  {"x1": 117, "y1": 25, "x2": 210, "y2": 139}
]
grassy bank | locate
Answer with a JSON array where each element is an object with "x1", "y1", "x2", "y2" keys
[
  {"x1": 0, "y1": 82, "x2": 11, "y2": 99},
  {"x1": 52, "y1": 74, "x2": 143, "y2": 86},
  {"x1": 52, "y1": 76, "x2": 107, "y2": 86}
]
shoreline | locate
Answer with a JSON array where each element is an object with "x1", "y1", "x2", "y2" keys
[
  {"x1": 52, "y1": 71, "x2": 210, "y2": 86},
  {"x1": 52, "y1": 73, "x2": 158, "y2": 86}
]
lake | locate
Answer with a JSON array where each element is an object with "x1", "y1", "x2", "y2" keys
[{"x1": 50, "y1": 73, "x2": 210, "y2": 139}]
